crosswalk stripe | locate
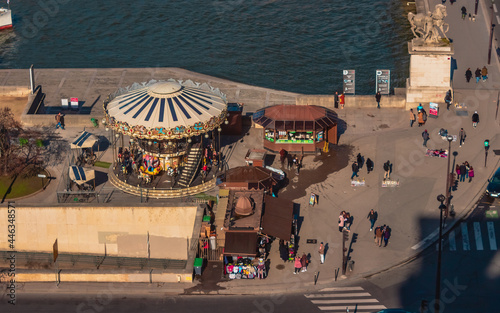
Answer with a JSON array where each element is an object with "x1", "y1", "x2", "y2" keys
[
  {"x1": 318, "y1": 304, "x2": 386, "y2": 311},
  {"x1": 312, "y1": 299, "x2": 379, "y2": 304},
  {"x1": 319, "y1": 287, "x2": 364, "y2": 292},
  {"x1": 473, "y1": 222, "x2": 484, "y2": 250},
  {"x1": 449, "y1": 230, "x2": 456, "y2": 251},
  {"x1": 305, "y1": 292, "x2": 371, "y2": 298},
  {"x1": 487, "y1": 222, "x2": 497, "y2": 250},
  {"x1": 461, "y1": 223, "x2": 470, "y2": 250}
]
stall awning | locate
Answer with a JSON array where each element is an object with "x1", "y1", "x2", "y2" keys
[
  {"x1": 69, "y1": 166, "x2": 95, "y2": 185},
  {"x1": 223, "y1": 231, "x2": 258, "y2": 256},
  {"x1": 261, "y1": 196, "x2": 293, "y2": 241},
  {"x1": 71, "y1": 131, "x2": 98, "y2": 149}
]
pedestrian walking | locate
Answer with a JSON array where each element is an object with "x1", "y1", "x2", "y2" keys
[
  {"x1": 375, "y1": 91, "x2": 382, "y2": 109},
  {"x1": 472, "y1": 111, "x2": 479, "y2": 128},
  {"x1": 459, "y1": 163, "x2": 466, "y2": 182},
  {"x1": 375, "y1": 226, "x2": 383, "y2": 247},
  {"x1": 294, "y1": 256, "x2": 302, "y2": 274},
  {"x1": 366, "y1": 158, "x2": 374, "y2": 174},
  {"x1": 461, "y1": 6, "x2": 467, "y2": 19},
  {"x1": 351, "y1": 161, "x2": 359, "y2": 180},
  {"x1": 367, "y1": 209, "x2": 378, "y2": 231},
  {"x1": 459, "y1": 128, "x2": 466, "y2": 147},
  {"x1": 422, "y1": 129, "x2": 430, "y2": 147},
  {"x1": 465, "y1": 68, "x2": 472, "y2": 82},
  {"x1": 334, "y1": 91, "x2": 339, "y2": 108},
  {"x1": 356, "y1": 153, "x2": 364, "y2": 169},
  {"x1": 482, "y1": 66, "x2": 488, "y2": 81},
  {"x1": 410, "y1": 108, "x2": 416, "y2": 127},
  {"x1": 468, "y1": 166, "x2": 474, "y2": 183},
  {"x1": 300, "y1": 253, "x2": 308, "y2": 272},
  {"x1": 287, "y1": 154, "x2": 293, "y2": 170},
  {"x1": 383, "y1": 160, "x2": 391, "y2": 180},
  {"x1": 475, "y1": 68, "x2": 481, "y2": 83},
  {"x1": 338, "y1": 211, "x2": 345, "y2": 232},
  {"x1": 455, "y1": 164, "x2": 460, "y2": 179},
  {"x1": 318, "y1": 242, "x2": 325, "y2": 264},
  {"x1": 55, "y1": 112, "x2": 64, "y2": 130},
  {"x1": 417, "y1": 103, "x2": 423, "y2": 111},
  {"x1": 383, "y1": 226, "x2": 391, "y2": 247},
  {"x1": 417, "y1": 110, "x2": 424, "y2": 127},
  {"x1": 421, "y1": 108, "x2": 427, "y2": 125}
]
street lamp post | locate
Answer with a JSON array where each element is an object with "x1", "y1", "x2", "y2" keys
[
  {"x1": 444, "y1": 135, "x2": 453, "y2": 217},
  {"x1": 488, "y1": 3, "x2": 496, "y2": 65},
  {"x1": 435, "y1": 194, "x2": 446, "y2": 313}
]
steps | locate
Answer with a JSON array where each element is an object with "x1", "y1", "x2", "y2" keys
[{"x1": 177, "y1": 144, "x2": 203, "y2": 187}]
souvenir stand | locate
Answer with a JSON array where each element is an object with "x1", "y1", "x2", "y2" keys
[
  {"x1": 68, "y1": 165, "x2": 95, "y2": 190},
  {"x1": 253, "y1": 104, "x2": 338, "y2": 153},
  {"x1": 102, "y1": 79, "x2": 228, "y2": 193}
]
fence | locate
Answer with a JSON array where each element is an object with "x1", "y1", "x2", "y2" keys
[{"x1": 197, "y1": 238, "x2": 225, "y2": 261}]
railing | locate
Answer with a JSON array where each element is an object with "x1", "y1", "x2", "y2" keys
[{"x1": 0, "y1": 250, "x2": 187, "y2": 271}]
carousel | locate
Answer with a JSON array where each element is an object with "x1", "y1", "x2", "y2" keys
[{"x1": 102, "y1": 79, "x2": 228, "y2": 197}]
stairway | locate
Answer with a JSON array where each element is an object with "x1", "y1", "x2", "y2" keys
[{"x1": 177, "y1": 144, "x2": 203, "y2": 187}]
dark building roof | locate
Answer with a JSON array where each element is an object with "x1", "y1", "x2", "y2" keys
[{"x1": 253, "y1": 104, "x2": 337, "y2": 131}]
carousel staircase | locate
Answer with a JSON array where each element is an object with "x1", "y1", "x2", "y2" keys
[{"x1": 177, "y1": 144, "x2": 203, "y2": 187}]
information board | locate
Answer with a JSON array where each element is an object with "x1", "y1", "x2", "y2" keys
[
  {"x1": 343, "y1": 70, "x2": 355, "y2": 95},
  {"x1": 376, "y1": 70, "x2": 390, "y2": 94}
]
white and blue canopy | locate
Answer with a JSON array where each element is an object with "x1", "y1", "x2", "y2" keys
[
  {"x1": 106, "y1": 80, "x2": 227, "y2": 131},
  {"x1": 68, "y1": 166, "x2": 95, "y2": 185},
  {"x1": 71, "y1": 131, "x2": 98, "y2": 149}
]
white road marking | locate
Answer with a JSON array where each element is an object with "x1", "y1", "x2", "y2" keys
[
  {"x1": 461, "y1": 223, "x2": 470, "y2": 250},
  {"x1": 319, "y1": 287, "x2": 364, "y2": 292},
  {"x1": 305, "y1": 292, "x2": 371, "y2": 298},
  {"x1": 449, "y1": 230, "x2": 456, "y2": 251},
  {"x1": 496, "y1": 15, "x2": 500, "y2": 25},
  {"x1": 312, "y1": 299, "x2": 379, "y2": 304},
  {"x1": 494, "y1": 4, "x2": 498, "y2": 12},
  {"x1": 474, "y1": 222, "x2": 484, "y2": 250},
  {"x1": 487, "y1": 222, "x2": 497, "y2": 250},
  {"x1": 319, "y1": 304, "x2": 386, "y2": 311}
]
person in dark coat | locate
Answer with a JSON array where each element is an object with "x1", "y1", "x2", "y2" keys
[
  {"x1": 366, "y1": 158, "x2": 374, "y2": 174},
  {"x1": 472, "y1": 111, "x2": 479, "y2": 128},
  {"x1": 459, "y1": 128, "x2": 466, "y2": 147},
  {"x1": 375, "y1": 92, "x2": 382, "y2": 109},
  {"x1": 459, "y1": 163, "x2": 467, "y2": 182},
  {"x1": 356, "y1": 153, "x2": 363, "y2": 169},
  {"x1": 383, "y1": 226, "x2": 391, "y2": 247},
  {"x1": 475, "y1": 68, "x2": 481, "y2": 83},
  {"x1": 465, "y1": 68, "x2": 472, "y2": 83},
  {"x1": 351, "y1": 161, "x2": 359, "y2": 180},
  {"x1": 383, "y1": 160, "x2": 391, "y2": 180},
  {"x1": 422, "y1": 129, "x2": 430, "y2": 147}
]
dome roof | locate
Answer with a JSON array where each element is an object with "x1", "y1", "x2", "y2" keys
[
  {"x1": 235, "y1": 196, "x2": 254, "y2": 216},
  {"x1": 104, "y1": 80, "x2": 228, "y2": 139}
]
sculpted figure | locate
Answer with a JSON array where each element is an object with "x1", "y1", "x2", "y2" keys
[{"x1": 408, "y1": 4, "x2": 449, "y2": 45}]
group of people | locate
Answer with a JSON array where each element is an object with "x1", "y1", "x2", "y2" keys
[
  {"x1": 338, "y1": 210, "x2": 353, "y2": 232},
  {"x1": 456, "y1": 161, "x2": 474, "y2": 183},
  {"x1": 374, "y1": 225, "x2": 391, "y2": 247},
  {"x1": 279, "y1": 148, "x2": 303, "y2": 175},
  {"x1": 350, "y1": 153, "x2": 374, "y2": 179},
  {"x1": 293, "y1": 252, "x2": 310, "y2": 274},
  {"x1": 465, "y1": 66, "x2": 488, "y2": 83}
]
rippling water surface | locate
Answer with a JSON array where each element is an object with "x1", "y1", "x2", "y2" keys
[{"x1": 0, "y1": 0, "x2": 414, "y2": 94}]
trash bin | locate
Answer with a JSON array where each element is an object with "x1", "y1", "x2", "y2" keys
[
  {"x1": 210, "y1": 236, "x2": 216, "y2": 250},
  {"x1": 194, "y1": 258, "x2": 203, "y2": 276}
]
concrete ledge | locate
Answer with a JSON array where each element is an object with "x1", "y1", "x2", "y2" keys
[
  {"x1": 13, "y1": 271, "x2": 193, "y2": 283},
  {"x1": 0, "y1": 86, "x2": 30, "y2": 96},
  {"x1": 297, "y1": 94, "x2": 406, "y2": 109}
]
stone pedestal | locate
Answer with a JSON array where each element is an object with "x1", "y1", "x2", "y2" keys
[{"x1": 406, "y1": 40, "x2": 454, "y2": 109}]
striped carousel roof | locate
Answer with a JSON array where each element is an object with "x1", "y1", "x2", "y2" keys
[{"x1": 106, "y1": 80, "x2": 227, "y2": 131}]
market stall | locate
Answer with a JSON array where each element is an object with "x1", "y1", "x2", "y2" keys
[
  {"x1": 68, "y1": 165, "x2": 95, "y2": 189},
  {"x1": 71, "y1": 131, "x2": 98, "y2": 166},
  {"x1": 253, "y1": 104, "x2": 338, "y2": 153}
]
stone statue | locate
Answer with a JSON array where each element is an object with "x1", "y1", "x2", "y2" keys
[{"x1": 408, "y1": 4, "x2": 449, "y2": 45}]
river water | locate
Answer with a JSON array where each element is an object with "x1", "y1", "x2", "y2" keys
[{"x1": 0, "y1": 0, "x2": 414, "y2": 94}]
